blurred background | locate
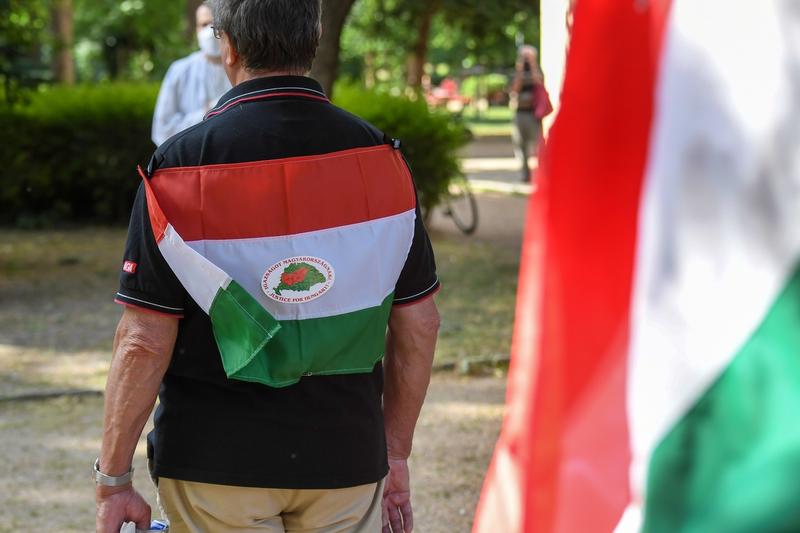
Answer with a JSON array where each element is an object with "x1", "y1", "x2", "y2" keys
[
  {"x1": 0, "y1": 0, "x2": 539, "y2": 227},
  {"x1": 0, "y1": 1, "x2": 543, "y2": 531}
]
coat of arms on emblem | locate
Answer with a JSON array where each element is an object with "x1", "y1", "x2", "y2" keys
[
  {"x1": 274, "y1": 262, "x2": 326, "y2": 295},
  {"x1": 262, "y1": 256, "x2": 335, "y2": 304}
]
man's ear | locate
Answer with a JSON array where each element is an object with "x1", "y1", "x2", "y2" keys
[{"x1": 222, "y1": 34, "x2": 239, "y2": 67}]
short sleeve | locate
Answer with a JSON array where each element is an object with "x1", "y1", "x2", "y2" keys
[
  {"x1": 393, "y1": 202, "x2": 440, "y2": 306},
  {"x1": 115, "y1": 182, "x2": 186, "y2": 316}
]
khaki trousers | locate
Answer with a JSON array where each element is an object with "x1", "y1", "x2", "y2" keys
[{"x1": 157, "y1": 477, "x2": 384, "y2": 533}]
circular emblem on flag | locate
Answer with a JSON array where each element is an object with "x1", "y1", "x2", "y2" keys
[{"x1": 261, "y1": 256, "x2": 335, "y2": 304}]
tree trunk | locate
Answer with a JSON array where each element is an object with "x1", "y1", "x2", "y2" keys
[
  {"x1": 405, "y1": 4, "x2": 438, "y2": 90},
  {"x1": 186, "y1": 0, "x2": 204, "y2": 41},
  {"x1": 309, "y1": 0, "x2": 357, "y2": 98},
  {"x1": 51, "y1": 0, "x2": 75, "y2": 84}
]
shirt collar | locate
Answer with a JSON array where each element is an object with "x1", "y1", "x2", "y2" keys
[{"x1": 206, "y1": 75, "x2": 328, "y2": 119}]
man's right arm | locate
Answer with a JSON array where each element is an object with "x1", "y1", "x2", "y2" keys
[{"x1": 96, "y1": 306, "x2": 178, "y2": 533}]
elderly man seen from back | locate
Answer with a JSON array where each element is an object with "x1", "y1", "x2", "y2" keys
[
  {"x1": 151, "y1": 2, "x2": 230, "y2": 146},
  {"x1": 94, "y1": 1, "x2": 440, "y2": 532}
]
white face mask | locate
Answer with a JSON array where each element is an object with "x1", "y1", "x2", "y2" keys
[{"x1": 197, "y1": 26, "x2": 221, "y2": 58}]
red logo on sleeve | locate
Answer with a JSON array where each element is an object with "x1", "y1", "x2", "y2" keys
[{"x1": 123, "y1": 261, "x2": 138, "y2": 274}]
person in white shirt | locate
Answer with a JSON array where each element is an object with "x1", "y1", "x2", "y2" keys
[{"x1": 151, "y1": 3, "x2": 231, "y2": 146}]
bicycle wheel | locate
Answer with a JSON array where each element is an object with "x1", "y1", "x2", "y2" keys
[{"x1": 444, "y1": 179, "x2": 479, "y2": 235}]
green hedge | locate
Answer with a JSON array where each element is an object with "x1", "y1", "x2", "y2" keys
[
  {"x1": 334, "y1": 84, "x2": 471, "y2": 214},
  {"x1": 0, "y1": 84, "x2": 159, "y2": 227},
  {"x1": 0, "y1": 82, "x2": 469, "y2": 226}
]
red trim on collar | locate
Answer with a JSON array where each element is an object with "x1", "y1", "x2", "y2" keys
[{"x1": 206, "y1": 91, "x2": 330, "y2": 119}]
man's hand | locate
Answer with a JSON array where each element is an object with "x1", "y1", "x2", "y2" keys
[
  {"x1": 96, "y1": 306, "x2": 177, "y2": 533},
  {"x1": 95, "y1": 485, "x2": 151, "y2": 533},
  {"x1": 382, "y1": 296, "x2": 439, "y2": 533},
  {"x1": 382, "y1": 457, "x2": 413, "y2": 533}
]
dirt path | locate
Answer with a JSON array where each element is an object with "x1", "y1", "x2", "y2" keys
[
  {"x1": 412, "y1": 375, "x2": 506, "y2": 532},
  {"x1": 427, "y1": 191, "x2": 528, "y2": 248}
]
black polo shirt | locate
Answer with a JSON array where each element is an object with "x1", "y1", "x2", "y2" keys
[{"x1": 116, "y1": 75, "x2": 439, "y2": 489}]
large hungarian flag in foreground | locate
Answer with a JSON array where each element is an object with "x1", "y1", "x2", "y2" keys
[{"x1": 474, "y1": 0, "x2": 800, "y2": 531}]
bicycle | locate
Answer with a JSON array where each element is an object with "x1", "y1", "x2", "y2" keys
[{"x1": 422, "y1": 176, "x2": 479, "y2": 235}]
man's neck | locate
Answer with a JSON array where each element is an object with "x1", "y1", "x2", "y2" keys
[
  {"x1": 205, "y1": 55, "x2": 223, "y2": 65},
  {"x1": 232, "y1": 69, "x2": 305, "y2": 87}
]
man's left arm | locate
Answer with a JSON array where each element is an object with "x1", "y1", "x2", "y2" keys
[
  {"x1": 382, "y1": 165, "x2": 441, "y2": 532},
  {"x1": 95, "y1": 306, "x2": 178, "y2": 533},
  {"x1": 382, "y1": 297, "x2": 440, "y2": 533}
]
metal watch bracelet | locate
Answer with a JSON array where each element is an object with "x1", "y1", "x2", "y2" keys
[{"x1": 93, "y1": 458, "x2": 134, "y2": 486}]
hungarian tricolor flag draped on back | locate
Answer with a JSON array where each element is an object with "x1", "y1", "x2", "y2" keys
[
  {"x1": 474, "y1": 0, "x2": 800, "y2": 531},
  {"x1": 138, "y1": 145, "x2": 417, "y2": 388}
]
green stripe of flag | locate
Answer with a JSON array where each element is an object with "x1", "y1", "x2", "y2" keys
[
  {"x1": 210, "y1": 279, "x2": 282, "y2": 379},
  {"x1": 643, "y1": 264, "x2": 800, "y2": 533},
  {"x1": 217, "y1": 291, "x2": 394, "y2": 388}
]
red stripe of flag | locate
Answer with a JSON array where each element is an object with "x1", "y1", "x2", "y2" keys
[
  {"x1": 149, "y1": 145, "x2": 416, "y2": 241},
  {"x1": 138, "y1": 165, "x2": 168, "y2": 244},
  {"x1": 473, "y1": 0, "x2": 671, "y2": 531}
]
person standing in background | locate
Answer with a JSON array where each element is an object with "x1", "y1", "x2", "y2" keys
[
  {"x1": 151, "y1": 2, "x2": 231, "y2": 146},
  {"x1": 510, "y1": 45, "x2": 551, "y2": 182}
]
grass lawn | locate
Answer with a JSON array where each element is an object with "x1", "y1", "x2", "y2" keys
[
  {"x1": 0, "y1": 224, "x2": 516, "y2": 532},
  {"x1": 434, "y1": 236, "x2": 518, "y2": 363},
  {"x1": 461, "y1": 106, "x2": 514, "y2": 137}
]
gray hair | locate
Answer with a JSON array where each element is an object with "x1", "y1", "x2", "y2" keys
[{"x1": 209, "y1": 0, "x2": 321, "y2": 73}]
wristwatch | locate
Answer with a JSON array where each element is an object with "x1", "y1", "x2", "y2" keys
[{"x1": 93, "y1": 458, "x2": 134, "y2": 486}]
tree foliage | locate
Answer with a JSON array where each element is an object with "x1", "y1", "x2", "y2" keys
[
  {"x1": 73, "y1": 0, "x2": 190, "y2": 81},
  {"x1": 339, "y1": 0, "x2": 539, "y2": 89},
  {"x1": 0, "y1": 0, "x2": 191, "y2": 97},
  {"x1": 0, "y1": 0, "x2": 51, "y2": 103},
  {"x1": 3, "y1": 0, "x2": 537, "y2": 96}
]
